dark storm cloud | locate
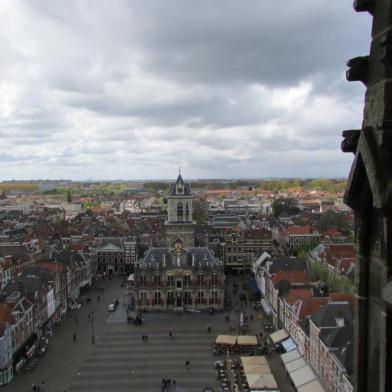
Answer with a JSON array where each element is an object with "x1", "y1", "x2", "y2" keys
[{"x1": 128, "y1": 0, "x2": 371, "y2": 86}]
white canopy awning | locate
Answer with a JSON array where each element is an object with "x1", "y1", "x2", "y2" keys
[
  {"x1": 246, "y1": 373, "x2": 278, "y2": 390},
  {"x1": 285, "y1": 357, "x2": 307, "y2": 373},
  {"x1": 215, "y1": 335, "x2": 237, "y2": 346},
  {"x1": 237, "y1": 335, "x2": 258, "y2": 346},
  {"x1": 281, "y1": 348, "x2": 301, "y2": 364},
  {"x1": 297, "y1": 379, "x2": 326, "y2": 392},
  {"x1": 243, "y1": 363, "x2": 271, "y2": 375},
  {"x1": 128, "y1": 274, "x2": 134, "y2": 281},
  {"x1": 241, "y1": 356, "x2": 268, "y2": 366},
  {"x1": 289, "y1": 364, "x2": 317, "y2": 388},
  {"x1": 269, "y1": 328, "x2": 289, "y2": 344},
  {"x1": 281, "y1": 337, "x2": 297, "y2": 352}
]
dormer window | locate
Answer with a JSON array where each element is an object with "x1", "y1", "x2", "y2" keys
[{"x1": 177, "y1": 185, "x2": 184, "y2": 194}]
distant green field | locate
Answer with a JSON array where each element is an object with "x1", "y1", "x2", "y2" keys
[{"x1": 0, "y1": 183, "x2": 38, "y2": 191}]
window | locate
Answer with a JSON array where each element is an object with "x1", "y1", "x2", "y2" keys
[
  {"x1": 167, "y1": 291, "x2": 175, "y2": 305},
  {"x1": 177, "y1": 202, "x2": 184, "y2": 220},
  {"x1": 211, "y1": 290, "x2": 219, "y2": 304},
  {"x1": 167, "y1": 275, "x2": 174, "y2": 287},
  {"x1": 153, "y1": 275, "x2": 161, "y2": 286},
  {"x1": 184, "y1": 291, "x2": 192, "y2": 305},
  {"x1": 154, "y1": 291, "x2": 161, "y2": 305},
  {"x1": 211, "y1": 274, "x2": 218, "y2": 286},
  {"x1": 140, "y1": 275, "x2": 146, "y2": 286},
  {"x1": 197, "y1": 274, "x2": 204, "y2": 286},
  {"x1": 197, "y1": 290, "x2": 204, "y2": 304},
  {"x1": 184, "y1": 275, "x2": 191, "y2": 286},
  {"x1": 140, "y1": 291, "x2": 148, "y2": 305},
  {"x1": 176, "y1": 280, "x2": 182, "y2": 289}
]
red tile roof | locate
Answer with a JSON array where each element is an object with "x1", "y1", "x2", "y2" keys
[
  {"x1": 330, "y1": 294, "x2": 355, "y2": 310},
  {"x1": 297, "y1": 297, "x2": 329, "y2": 320},
  {"x1": 286, "y1": 288, "x2": 313, "y2": 305},
  {"x1": 272, "y1": 270, "x2": 309, "y2": 284},
  {"x1": 288, "y1": 226, "x2": 312, "y2": 235}
]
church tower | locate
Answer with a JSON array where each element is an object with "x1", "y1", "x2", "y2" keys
[{"x1": 165, "y1": 171, "x2": 196, "y2": 248}]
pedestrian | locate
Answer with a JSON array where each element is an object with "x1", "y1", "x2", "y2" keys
[
  {"x1": 207, "y1": 324, "x2": 211, "y2": 333},
  {"x1": 173, "y1": 379, "x2": 176, "y2": 390},
  {"x1": 32, "y1": 383, "x2": 36, "y2": 392},
  {"x1": 73, "y1": 333, "x2": 77, "y2": 342},
  {"x1": 74, "y1": 316, "x2": 78, "y2": 324},
  {"x1": 169, "y1": 331, "x2": 173, "y2": 339},
  {"x1": 97, "y1": 295, "x2": 100, "y2": 302},
  {"x1": 37, "y1": 385, "x2": 40, "y2": 392},
  {"x1": 185, "y1": 360, "x2": 191, "y2": 368}
]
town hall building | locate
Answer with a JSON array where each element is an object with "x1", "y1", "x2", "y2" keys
[{"x1": 132, "y1": 172, "x2": 225, "y2": 312}]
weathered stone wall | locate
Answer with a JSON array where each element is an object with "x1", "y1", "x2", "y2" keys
[{"x1": 343, "y1": 1, "x2": 392, "y2": 391}]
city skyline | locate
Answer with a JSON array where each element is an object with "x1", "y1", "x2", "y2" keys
[{"x1": 0, "y1": 1, "x2": 372, "y2": 180}]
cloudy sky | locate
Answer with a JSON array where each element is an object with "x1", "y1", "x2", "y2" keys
[{"x1": 0, "y1": 1, "x2": 371, "y2": 180}]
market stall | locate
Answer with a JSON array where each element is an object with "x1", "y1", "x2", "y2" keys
[
  {"x1": 215, "y1": 335, "x2": 237, "y2": 346},
  {"x1": 237, "y1": 335, "x2": 259, "y2": 354},
  {"x1": 289, "y1": 364, "x2": 317, "y2": 389},
  {"x1": 241, "y1": 356, "x2": 268, "y2": 366},
  {"x1": 269, "y1": 329, "x2": 289, "y2": 344},
  {"x1": 280, "y1": 348, "x2": 301, "y2": 366},
  {"x1": 297, "y1": 379, "x2": 326, "y2": 392},
  {"x1": 284, "y1": 357, "x2": 307, "y2": 374},
  {"x1": 281, "y1": 337, "x2": 297, "y2": 352},
  {"x1": 237, "y1": 335, "x2": 258, "y2": 346},
  {"x1": 245, "y1": 373, "x2": 278, "y2": 391}
]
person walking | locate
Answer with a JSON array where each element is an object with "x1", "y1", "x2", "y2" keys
[
  {"x1": 172, "y1": 379, "x2": 176, "y2": 390},
  {"x1": 169, "y1": 331, "x2": 173, "y2": 340},
  {"x1": 73, "y1": 333, "x2": 77, "y2": 342}
]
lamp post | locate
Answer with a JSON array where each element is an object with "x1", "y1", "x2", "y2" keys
[{"x1": 91, "y1": 313, "x2": 95, "y2": 345}]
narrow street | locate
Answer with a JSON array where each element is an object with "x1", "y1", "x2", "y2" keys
[{"x1": 226, "y1": 275, "x2": 295, "y2": 392}]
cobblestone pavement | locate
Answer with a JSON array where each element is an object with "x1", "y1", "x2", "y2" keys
[{"x1": 4, "y1": 275, "x2": 295, "y2": 392}]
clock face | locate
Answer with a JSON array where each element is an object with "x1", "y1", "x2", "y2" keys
[{"x1": 177, "y1": 186, "x2": 183, "y2": 193}]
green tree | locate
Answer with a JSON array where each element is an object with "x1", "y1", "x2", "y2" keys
[
  {"x1": 65, "y1": 189, "x2": 72, "y2": 203},
  {"x1": 193, "y1": 197, "x2": 209, "y2": 227}
]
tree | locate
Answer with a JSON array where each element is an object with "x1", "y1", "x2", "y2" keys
[
  {"x1": 193, "y1": 197, "x2": 209, "y2": 227},
  {"x1": 65, "y1": 189, "x2": 72, "y2": 204},
  {"x1": 272, "y1": 198, "x2": 300, "y2": 217}
]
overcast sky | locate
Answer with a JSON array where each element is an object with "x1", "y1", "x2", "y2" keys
[{"x1": 0, "y1": 1, "x2": 371, "y2": 180}]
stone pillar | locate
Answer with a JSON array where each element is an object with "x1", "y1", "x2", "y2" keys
[{"x1": 343, "y1": 1, "x2": 392, "y2": 391}]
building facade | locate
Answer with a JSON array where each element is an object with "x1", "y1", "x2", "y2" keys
[{"x1": 133, "y1": 173, "x2": 224, "y2": 312}]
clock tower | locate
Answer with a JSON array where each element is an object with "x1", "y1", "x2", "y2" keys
[{"x1": 165, "y1": 171, "x2": 196, "y2": 247}]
